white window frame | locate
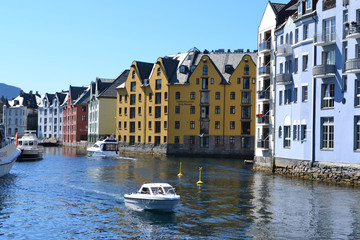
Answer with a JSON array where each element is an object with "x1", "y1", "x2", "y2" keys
[{"x1": 321, "y1": 117, "x2": 334, "y2": 150}]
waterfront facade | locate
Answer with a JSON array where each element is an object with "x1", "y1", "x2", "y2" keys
[
  {"x1": 2, "y1": 91, "x2": 41, "y2": 137},
  {"x1": 116, "y1": 48, "x2": 257, "y2": 156},
  {"x1": 63, "y1": 86, "x2": 89, "y2": 144},
  {"x1": 38, "y1": 92, "x2": 67, "y2": 142}
]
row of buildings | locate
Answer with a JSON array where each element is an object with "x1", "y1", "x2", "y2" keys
[{"x1": 1, "y1": 0, "x2": 359, "y2": 166}]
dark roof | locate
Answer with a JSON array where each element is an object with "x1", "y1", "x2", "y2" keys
[
  {"x1": 75, "y1": 89, "x2": 90, "y2": 105},
  {"x1": 161, "y1": 57, "x2": 179, "y2": 81},
  {"x1": 270, "y1": 2, "x2": 287, "y2": 14},
  {"x1": 56, "y1": 92, "x2": 67, "y2": 105},
  {"x1": 136, "y1": 61, "x2": 153, "y2": 80},
  {"x1": 46, "y1": 93, "x2": 55, "y2": 104},
  {"x1": 17, "y1": 91, "x2": 40, "y2": 109},
  {"x1": 275, "y1": 0, "x2": 298, "y2": 27},
  {"x1": 96, "y1": 78, "x2": 114, "y2": 95},
  {"x1": 100, "y1": 70, "x2": 130, "y2": 98},
  {"x1": 69, "y1": 86, "x2": 87, "y2": 102}
]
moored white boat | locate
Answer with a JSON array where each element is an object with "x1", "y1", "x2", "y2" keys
[
  {"x1": 0, "y1": 125, "x2": 21, "y2": 177},
  {"x1": 17, "y1": 131, "x2": 43, "y2": 161},
  {"x1": 124, "y1": 183, "x2": 180, "y2": 212},
  {"x1": 87, "y1": 137, "x2": 119, "y2": 157}
]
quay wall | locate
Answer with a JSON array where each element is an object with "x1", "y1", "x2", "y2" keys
[{"x1": 254, "y1": 157, "x2": 360, "y2": 185}]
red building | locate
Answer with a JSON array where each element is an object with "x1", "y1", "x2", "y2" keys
[{"x1": 63, "y1": 86, "x2": 90, "y2": 143}]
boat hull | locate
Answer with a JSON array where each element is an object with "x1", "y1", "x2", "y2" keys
[
  {"x1": 87, "y1": 149, "x2": 118, "y2": 157},
  {"x1": 0, "y1": 142, "x2": 21, "y2": 177},
  {"x1": 124, "y1": 195, "x2": 180, "y2": 212}
]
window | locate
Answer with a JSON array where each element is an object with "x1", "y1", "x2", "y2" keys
[
  {"x1": 306, "y1": 0, "x2": 311, "y2": 9},
  {"x1": 230, "y1": 121, "x2": 235, "y2": 129},
  {"x1": 138, "y1": 94, "x2": 142, "y2": 102},
  {"x1": 200, "y1": 136, "x2": 209, "y2": 148},
  {"x1": 176, "y1": 92, "x2": 180, "y2": 99},
  {"x1": 203, "y1": 65, "x2": 208, "y2": 75},
  {"x1": 164, "y1": 106, "x2": 167, "y2": 114},
  {"x1": 355, "y1": 116, "x2": 360, "y2": 150},
  {"x1": 149, "y1": 93, "x2": 153, "y2": 101},
  {"x1": 200, "y1": 106, "x2": 209, "y2": 119},
  {"x1": 215, "y1": 136, "x2": 221, "y2": 145},
  {"x1": 164, "y1": 92, "x2": 168, "y2": 100},
  {"x1": 130, "y1": 122, "x2": 135, "y2": 133},
  {"x1": 196, "y1": 78, "x2": 199, "y2": 84},
  {"x1": 215, "y1": 92, "x2": 220, "y2": 99},
  {"x1": 285, "y1": 88, "x2": 292, "y2": 104},
  {"x1": 242, "y1": 122, "x2": 250, "y2": 135},
  {"x1": 284, "y1": 125, "x2": 291, "y2": 148},
  {"x1": 294, "y1": 58, "x2": 298, "y2": 74},
  {"x1": 243, "y1": 77, "x2": 250, "y2": 89},
  {"x1": 295, "y1": 29, "x2": 299, "y2": 43},
  {"x1": 215, "y1": 106, "x2": 220, "y2": 114},
  {"x1": 324, "y1": 18, "x2": 336, "y2": 42},
  {"x1": 180, "y1": 65, "x2": 187, "y2": 73},
  {"x1": 175, "y1": 121, "x2": 180, "y2": 129},
  {"x1": 190, "y1": 92, "x2": 195, "y2": 100},
  {"x1": 230, "y1": 92, "x2": 235, "y2": 100},
  {"x1": 244, "y1": 65, "x2": 249, "y2": 75},
  {"x1": 356, "y1": 80, "x2": 360, "y2": 106},
  {"x1": 294, "y1": 87, "x2": 298, "y2": 103},
  {"x1": 242, "y1": 106, "x2": 251, "y2": 119},
  {"x1": 303, "y1": 24, "x2": 309, "y2": 40},
  {"x1": 138, "y1": 121, "x2": 141, "y2": 129},
  {"x1": 211, "y1": 78, "x2": 214, "y2": 84},
  {"x1": 301, "y1": 125, "x2": 307, "y2": 140},
  {"x1": 138, "y1": 107, "x2": 141, "y2": 115},
  {"x1": 202, "y1": 78, "x2": 208, "y2": 89},
  {"x1": 215, "y1": 121, "x2": 220, "y2": 129},
  {"x1": 293, "y1": 125, "x2": 298, "y2": 140},
  {"x1": 155, "y1": 106, "x2": 161, "y2": 118},
  {"x1": 132, "y1": 70, "x2": 135, "y2": 79},
  {"x1": 148, "y1": 136, "x2": 151, "y2": 143},
  {"x1": 190, "y1": 106, "x2": 195, "y2": 114},
  {"x1": 322, "y1": 83, "x2": 335, "y2": 108},
  {"x1": 229, "y1": 136, "x2": 235, "y2": 145},
  {"x1": 130, "y1": 107, "x2": 135, "y2": 119},
  {"x1": 201, "y1": 92, "x2": 209, "y2": 103},
  {"x1": 156, "y1": 79, "x2": 162, "y2": 90},
  {"x1": 302, "y1": 86, "x2": 308, "y2": 102},
  {"x1": 155, "y1": 121, "x2": 161, "y2": 133},
  {"x1": 242, "y1": 137, "x2": 251, "y2": 148},
  {"x1": 323, "y1": 50, "x2": 335, "y2": 65},
  {"x1": 189, "y1": 136, "x2": 195, "y2": 145},
  {"x1": 157, "y1": 67, "x2": 161, "y2": 76},
  {"x1": 321, "y1": 117, "x2": 334, "y2": 149},
  {"x1": 230, "y1": 106, "x2": 235, "y2": 114},
  {"x1": 131, "y1": 82, "x2": 136, "y2": 92},
  {"x1": 155, "y1": 93, "x2": 161, "y2": 104},
  {"x1": 130, "y1": 94, "x2": 136, "y2": 105},
  {"x1": 164, "y1": 121, "x2": 167, "y2": 129},
  {"x1": 279, "y1": 90, "x2": 283, "y2": 105},
  {"x1": 175, "y1": 106, "x2": 180, "y2": 114},
  {"x1": 82, "y1": 115, "x2": 86, "y2": 121},
  {"x1": 149, "y1": 107, "x2": 152, "y2": 114},
  {"x1": 242, "y1": 92, "x2": 251, "y2": 104},
  {"x1": 148, "y1": 121, "x2": 152, "y2": 129},
  {"x1": 190, "y1": 121, "x2": 195, "y2": 129},
  {"x1": 279, "y1": 126, "x2": 282, "y2": 138},
  {"x1": 138, "y1": 136, "x2": 141, "y2": 143},
  {"x1": 302, "y1": 55, "x2": 308, "y2": 71}
]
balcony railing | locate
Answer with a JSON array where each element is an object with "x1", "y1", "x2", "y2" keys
[
  {"x1": 256, "y1": 111, "x2": 270, "y2": 125},
  {"x1": 259, "y1": 64, "x2": 270, "y2": 76},
  {"x1": 345, "y1": 59, "x2": 360, "y2": 73},
  {"x1": 257, "y1": 89, "x2": 270, "y2": 100},
  {"x1": 313, "y1": 64, "x2": 335, "y2": 78},
  {"x1": 314, "y1": 32, "x2": 336, "y2": 46},
  {"x1": 257, "y1": 138, "x2": 269, "y2": 149},
  {"x1": 259, "y1": 41, "x2": 271, "y2": 53},
  {"x1": 276, "y1": 73, "x2": 292, "y2": 85},
  {"x1": 276, "y1": 44, "x2": 292, "y2": 57},
  {"x1": 346, "y1": 24, "x2": 360, "y2": 39}
]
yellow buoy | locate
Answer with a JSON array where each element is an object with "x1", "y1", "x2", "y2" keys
[
  {"x1": 197, "y1": 167, "x2": 203, "y2": 185},
  {"x1": 177, "y1": 162, "x2": 183, "y2": 177}
]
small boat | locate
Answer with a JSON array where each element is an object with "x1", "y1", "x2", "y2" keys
[
  {"x1": 0, "y1": 125, "x2": 21, "y2": 177},
  {"x1": 39, "y1": 138, "x2": 59, "y2": 147},
  {"x1": 17, "y1": 131, "x2": 43, "y2": 161},
  {"x1": 124, "y1": 183, "x2": 180, "y2": 212},
  {"x1": 87, "y1": 137, "x2": 119, "y2": 157}
]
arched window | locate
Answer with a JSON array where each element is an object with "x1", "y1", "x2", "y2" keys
[
  {"x1": 203, "y1": 65, "x2": 208, "y2": 75},
  {"x1": 157, "y1": 67, "x2": 161, "y2": 76},
  {"x1": 285, "y1": 33, "x2": 289, "y2": 44},
  {"x1": 289, "y1": 32, "x2": 293, "y2": 45},
  {"x1": 279, "y1": 126, "x2": 282, "y2": 138},
  {"x1": 132, "y1": 70, "x2": 135, "y2": 79},
  {"x1": 244, "y1": 65, "x2": 250, "y2": 75}
]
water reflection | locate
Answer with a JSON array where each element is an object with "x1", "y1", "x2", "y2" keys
[{"x1": 0, "y1": 147, "x2": 359, "y2": 239}]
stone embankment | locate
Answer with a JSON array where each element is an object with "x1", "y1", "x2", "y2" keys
[{"x1": 254, "y1": 157, "x2": 360, "y2": 185}]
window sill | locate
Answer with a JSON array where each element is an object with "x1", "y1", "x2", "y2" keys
[
  {"x1": 321, "y1": 107, "x2": 334, "y2": 110},
  {"x1": 320, "y1": 149, "x2": 334, "y2": 151}
]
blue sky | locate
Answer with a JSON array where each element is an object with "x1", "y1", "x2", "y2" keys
[{"x1": 0, "y1": 0, "x2": 288, "y2": 94}]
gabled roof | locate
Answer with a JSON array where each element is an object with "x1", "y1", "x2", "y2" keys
[
  {"x1": 275, "y1": 0, "x2": 298, "y2": 27},
  {"x1": 45, "y1": 93, "x2": 55, "y2": 104},
  {"x1": 8, "y1": 91, "x2": 41, "y2": 109},
  {"x1": 95, "y1": 77, "x2": 114, "y2": 96},
  {"x1": 161, "y1": 57, "x2": 179, "y2": 81},
  {"x1": 69, "y1": 86, "x2": 87, "y2": 102},
  {"x1": 100, "y1": 70, "x2": 130, "y2": 98},
  {"x1": 270, "y1": 2, "x2": 287, "y2": 14},
  {"x1": 56, "y1": 92, "x2": 67, "y2": 105},
  {"x1": 74, "y1": 88, "x2": 90, "y2": 105},
  {"x1": 136, "y1": 61, "x2": 154, "y2": 81}
]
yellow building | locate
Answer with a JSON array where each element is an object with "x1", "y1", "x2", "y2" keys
[{"x1": 116, "y1": 48, "x2": 257, "y2": 157}]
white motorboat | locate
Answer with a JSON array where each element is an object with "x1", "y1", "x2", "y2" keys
[
  {"x1": 124, "y1": 183, "x2": 180, "y2": 212},
  {"x1": 17, "y1": 131, "x2": 43, "y2": 161},
  {"x1": 0, "y1": 125, "x2": 21, "y2": 177},
  {"x1": 87, "y1": 137, "x2": 119, "y2": 157}
]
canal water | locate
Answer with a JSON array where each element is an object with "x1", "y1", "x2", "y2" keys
[{"x1": 1, "y1": 147, "x2": 360, "y2": 239}]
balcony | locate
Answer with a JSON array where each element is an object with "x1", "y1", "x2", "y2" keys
[
  {"x1": 259, "y1": 41, "x2": 271, "y2": 53},
  {"x1": 257, "y1": 88, "x2": 270, "y2": 101},
  {"x1": 313, "y1": 64, "x2": 336, "y2": 78},
  {"x1": 346, "y1": 23, "x2": 360, "y2": 39},
  {"x1": 259, "y1": 64, "x2": 270, "y2": 77},
  {"x1": 276, "y1": 44, "x2": 292, "y2": 57},
  {"x1": 276, "y1": 73, "x2": 292, "y2": 85},
  {"x1": 256, "y1": 112, "x2": 270, "y2": 125},
  {"x1": 345, "y1": 59, "x2": 360, "y2": 73},
  {"x1": 257, "y1": 138, "x2": 269, "y2": 149},
  {"x1": 314, "y1": 32, "x2": 336, "y2": 46}
]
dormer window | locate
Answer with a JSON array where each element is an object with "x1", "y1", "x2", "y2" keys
[
  {"x1": 203, "y1": 65, "x2": 208, "y2": 75},
  {"x1": 180, "y1": 65, "x2": 187, "y2": 73},
  {"x1": 190, "y1": 65, "x2": 196, "y2": 72},
  {"x1": 157, "y1": 67, "x2": 161, "y2": 76},
  {"x1": 225, "y1": 65, "x2": 233, "y2": 74},
  {"x1": 244, "y1": 65, "x2": 250, "y2": 75}
]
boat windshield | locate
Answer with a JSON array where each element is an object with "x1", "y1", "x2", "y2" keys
[
  {"x1": 151, "y1": 187, "x2": 164, "y2": 194},
  {"x1": 92, "y1": 144, "x2": 100, "y2": 149},
  {"x1": 102, "y1": 144, "x2": 118, "y2": 151},
  {"x1": 163, "y1": 187, "x2": 175, "y2": 194}
]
